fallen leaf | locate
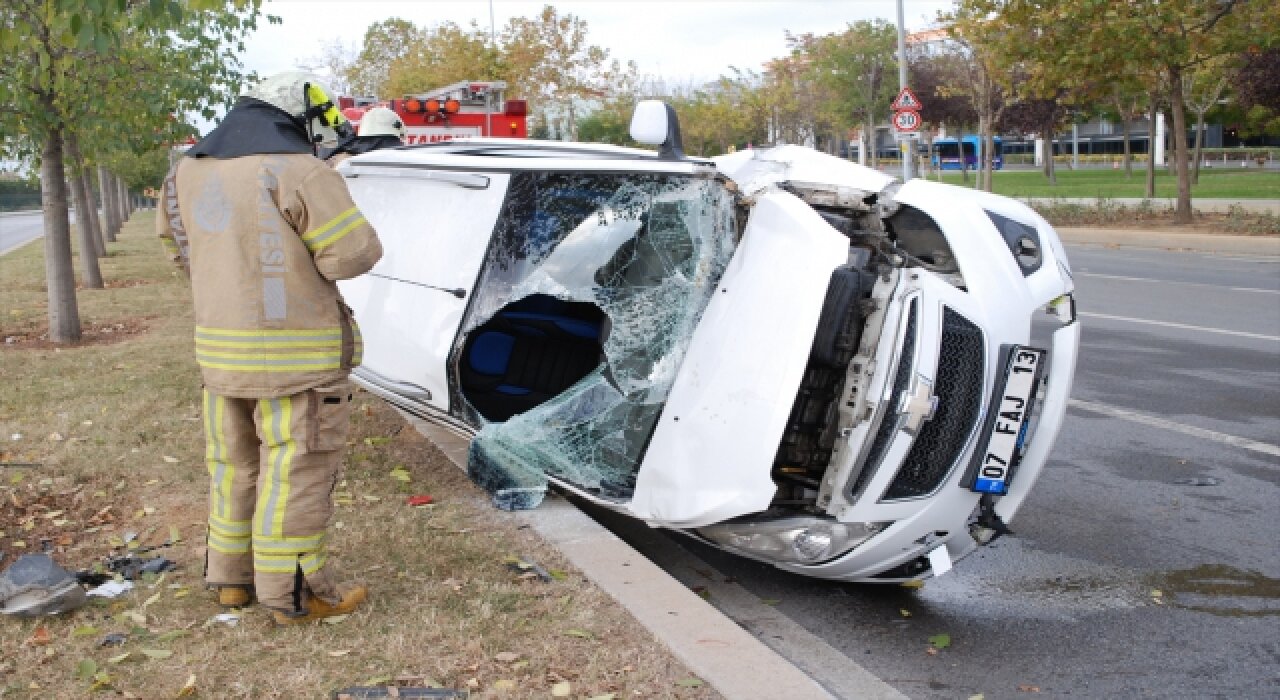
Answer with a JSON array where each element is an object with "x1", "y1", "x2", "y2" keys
[
  {"x1": 162, "y1": 456, "x2": 179, "y2": 463},
  {"x1": 176, "y1": 674, "x2": 197, "y2": 698},
  {"x1": 511, "y1": 660, "x2": 529, "y2": 671},
  {"x1": 675, "y1": 678, "x2": 704, "y2": 688},
  {"x1": 360, "y1": 494, "x2": 381, "y2": 502},
  {"x1": 389, "y1": 467, "x2": 411, "y2": 483},
  {"x1": 1017, "y1": 685, "x2": 1041, "y2": 693},
  {"x1": 928, "y1": 633, "x2": 952, "y2": 650},
  {"x1": 761, "y1": 598, "x2": 781, "y2": 606},
  {"x1": 140, "y1": 649, "x2": 172, "y2": 660},
  {"x1": 328, "y1": 650, "x2": 351, "y2": 657},
  {"x1": 899, "y1": 608, "x2": 913, "y2": 618},
  {"x1": 107, "y1": 652, "x2": 132, "y2": 664},
  {"x1": 551, "y1": 681, "x2": 572, "y2": 697},
  {"x1": 172, "y1": 589, "x2": 190, "y2": 599},
  {"x1": 587, "y1": 695, "x2": 618, "y2": 700},
  {"x1": 900, "y1": 579, "x2": 925, "y2": 589},
  {"x1": 27, "y1": 626, "x2": 53, "y2": 646},
  {"x1": 323, "y1": 614, "x2": 349, "y2": 625},
  {"x1": 494, "y1": 651, "x2": 520, "y2": 663},
  {"x1": 169, "y1": 525, "x2": 182, "y2": 543},
  {"x1": 91, "y1": 671, "x2": 113, "y2": 691},
  {"x1": 121, "y1": 610, "x2": 147, "y2": 626},
  {"x1": 72, "y1": 626, "x2": 101, "y2": 638},
  {"x1": 564, "y1": 629, "x2": 593, "y2": 639},
  {"x1": 75, "y1": 658, "x2": 98, "y2": 681},
  {"x1": 142, "y1": 592, "x2": 162, "y2": 609},
  {"x1": 363, "y1": 436, "x2": 391, "y2": 446},
  {"x1": 492, "y1": 680, "x2": 517, "y2": 691}
]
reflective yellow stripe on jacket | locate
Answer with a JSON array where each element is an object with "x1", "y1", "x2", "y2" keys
[
  {"x1": 195, "y1": 326, "x2": 345, "y2": 373},
  {"x1": 301, "y1": 206, "x2": 366, "y2": 253}
]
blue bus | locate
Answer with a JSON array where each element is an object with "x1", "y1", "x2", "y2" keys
[{"x1": 932, "y1": 135, "x2": 1003, "y2": 171}]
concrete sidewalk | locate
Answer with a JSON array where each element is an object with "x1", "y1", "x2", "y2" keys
[{"x1": 1058, "y1": 226, "x2": 1280, "y2": 256}]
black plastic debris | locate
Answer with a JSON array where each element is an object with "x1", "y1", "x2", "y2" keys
[
  {"x1": 109, "y1": 555, "x2": 177, "y2": 581},
  {"x1": 505, "y1": 556, "x2": 553, "y2": 583},
  {"x1": 332, "y1": 689, "x2": 466, "y2": 700},
  {"x1": 100, "y1": 632, "x2": 128, "y2": 647},
  {"x1": 0, "y1": 553, "x2": 88, "y2": 617}
]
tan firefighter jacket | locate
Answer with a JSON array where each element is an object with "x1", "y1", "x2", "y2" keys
[{"x1": 157, "y1": 153, "x2": 382, "y2": 398}]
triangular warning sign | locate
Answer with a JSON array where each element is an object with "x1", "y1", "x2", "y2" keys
[{"x1": 891, "y1": 87, "x2": 922, "y2": 111}]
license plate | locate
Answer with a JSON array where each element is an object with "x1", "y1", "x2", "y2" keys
[{"x1": 965, "y1": 345, "x2": 1046, "y2": 495}]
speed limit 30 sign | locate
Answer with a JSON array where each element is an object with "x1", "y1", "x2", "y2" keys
[{"x1": 892, "y1": 109, "x2": 921, "y2": 133}]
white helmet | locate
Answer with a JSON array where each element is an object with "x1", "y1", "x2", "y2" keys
[
  {"x1": 359, "y1": 107, "x2": 406, "y2": 141},
  {"x1": 244, "y1": 71, "x2": 346, "y2": 147}
]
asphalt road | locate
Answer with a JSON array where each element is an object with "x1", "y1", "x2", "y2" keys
[
  {"x1": 0, "y1": 211, "x2": 45, "y2": 256},
  {"x1": 590, "y1": 242, "x2": 1280, "y2": 699}
]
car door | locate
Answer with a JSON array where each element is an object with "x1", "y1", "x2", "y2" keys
[{"x1": 337, "y1": 159, "x2": 512, "y2": 413}]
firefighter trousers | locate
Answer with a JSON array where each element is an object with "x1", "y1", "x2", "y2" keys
[{"x1": 201, "y1": 382, "x2": 352, "y2": 614}]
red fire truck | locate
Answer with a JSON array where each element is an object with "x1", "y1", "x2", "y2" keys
[{"x1": 337, "y1": 80, "x2": 528, "y2": 144}]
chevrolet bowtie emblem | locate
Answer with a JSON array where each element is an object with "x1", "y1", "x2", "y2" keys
[{"x1": 898, "y1": 376, "x2": 938, "y2": 434}]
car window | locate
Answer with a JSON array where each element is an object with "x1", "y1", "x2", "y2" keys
[{"x1": 457, "y1": 171, "x2": 738, "y2": 509}]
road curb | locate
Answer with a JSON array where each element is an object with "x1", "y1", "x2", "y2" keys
[
  {"x1": 399, "y1": 414, "x2": 837, "y2": 700},
  {"x1": 1058, "y1": 227, "x2": 1280, "y2": 256}
]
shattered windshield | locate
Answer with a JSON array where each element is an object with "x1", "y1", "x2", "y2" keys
[{"x1": 456, "y1": 171, "x2": 737, "y2": 510}]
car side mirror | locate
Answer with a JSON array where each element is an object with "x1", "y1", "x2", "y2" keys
[{"x1": 630, "y1": 100, "x2": 686, "y2": 161}]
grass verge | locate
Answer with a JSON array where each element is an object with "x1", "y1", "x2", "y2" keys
[
  {"x1": 0, "y1": 213, "x2": 718, "y2": 699},
  {"x1": 1023, "y1": 199, "x2": 1280, "y2": 235},
  {"x1": 931, "y1": 167, "x2": 1280, "y2": 199}
]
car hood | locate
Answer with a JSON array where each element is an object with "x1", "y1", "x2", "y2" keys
[{"x1": 713, "y1": 145, "x2": 896, "y2": 198}]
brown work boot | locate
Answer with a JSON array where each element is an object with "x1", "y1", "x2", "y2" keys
[
  {"x1": 271, "y1": 584, "x2": 367, "y2": 625},
  {"x1": 216, "y1": 586, "x2": 252, "y2": 608}
]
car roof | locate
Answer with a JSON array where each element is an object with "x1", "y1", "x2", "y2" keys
[{"x1": 342, "y1": 137, "x2": 714, "y2": 175}]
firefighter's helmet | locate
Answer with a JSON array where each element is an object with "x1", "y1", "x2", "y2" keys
[
  {"x1": 359, "y1": 107, "x2": 406, "y2": 141},
  {"x1": 244, "y1": 71, "x2": 346, "y2": 147}
]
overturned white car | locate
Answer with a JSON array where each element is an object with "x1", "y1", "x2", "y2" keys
[{"x1": 337, "y1": 102, "x2": 1079, "y2": 582}]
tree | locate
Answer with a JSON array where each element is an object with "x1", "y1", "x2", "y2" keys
[
  {"x1": 958, "y1": 0, "x2": 1277, "y2": 223},
  {"x1": 0, "y1": 0, "x2": 266, "y2": 342},
  {"x1": 344, "y1": 19, "x2": 425, "y2": 96},
  {"x1": 384, "y1": 21, "x2": 506, "y2": 98},
  {"x1": 909, "y1": 48, "x2": 979, "y2": 177},
  {"x1": 1183, "y1": 57, "x2": 1231, "y2": 183},
  {"x1": 503, "y1": 6, "x2": 615, "y2": 140},
  {"x1": 790, "y1": 21, "x2": 898, "y2": 164},
  {"x1": 1226, "y1": 47, "x2": 1280, "y2": 139}
]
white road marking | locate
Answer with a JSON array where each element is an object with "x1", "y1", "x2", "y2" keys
[
  {"x1": 1078, "y1": 271, "x2": 1280, "y2": 295},
  {"x1": 1079, "y1": 311, "x2": 1280, "y2": 342},
  {"x1": 1069, "y1": 399, "x2": 1280, "y2": 458}
]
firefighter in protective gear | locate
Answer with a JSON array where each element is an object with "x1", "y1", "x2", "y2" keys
[
  {"x1": 324, "y1": 106, "x2": 406, "y2": 166},
  {"x1": 156, "y1": 71, "x2": 382, "y2": 623}
]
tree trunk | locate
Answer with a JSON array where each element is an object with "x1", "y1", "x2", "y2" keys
[
  {"x1": 64, "y1": 137, "x2": 104, "y2": 289},
  {"x1": 117, "y1": 174, "x2": 130, "y2": 222},
  {"x1": 64, "y1": 134, "x2": 104, "y2": 259},
  {"x1": 81, "y1": 170, "x2": 106, "y2": 254},
  {"x1": 1192, "y1": 111, "x2": 1207, "y2": 185},
  {"x1": 1122, "y1": 115, "x2": 1133, "y2": 179},
  {"x1": 98, "y1": 165, "x2": 119, "y2": 241},
  {"x1": 1167, "y1": 65, "x2": 1193, "y2": 224},
  {"x1": 1145, "y1": 93, "x2": 1157, "y2": 199},
  {"x1": 40, "y1": 128, "x2": 83, "y2": 344}
]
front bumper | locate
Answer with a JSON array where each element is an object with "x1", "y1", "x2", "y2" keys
[{"x1": 732, "y1": 182, "x2": 1079, "y2": 581}]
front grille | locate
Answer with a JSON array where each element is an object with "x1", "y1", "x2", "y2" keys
[
  {"x1": 882, "y1": 307, "x2": 985, "y2": 500},
  {"x1": 847, "y1": 301, "x2": 917, "y2": 499}
]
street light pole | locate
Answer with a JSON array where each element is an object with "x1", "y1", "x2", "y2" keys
[{"x1": 896, "y1": 0, "x2": 914, "y2": 180}]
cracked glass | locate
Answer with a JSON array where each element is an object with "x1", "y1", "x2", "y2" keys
[{"x1": 458, "y1": 171, "x2": 738, "y2": 510}]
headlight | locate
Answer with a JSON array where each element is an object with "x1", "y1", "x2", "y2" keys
[{"x1": 696, "y1": 517, "x2": 888, "y2": 565}]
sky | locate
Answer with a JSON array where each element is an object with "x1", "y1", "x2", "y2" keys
[{"x1": 244, "y1": 0, "x2": 956, "y2": 89}]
